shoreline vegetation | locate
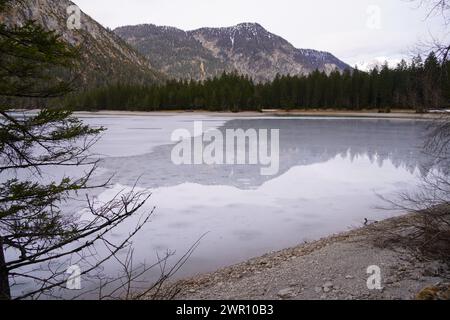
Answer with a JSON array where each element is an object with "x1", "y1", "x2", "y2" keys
[
  {"x1": 11, "y1": 109, "x2": 447, "y2": 119},
  {"x1": 71, "y1": 109, "x2": 448, "y2": 120},
  {"x1": 148, "y1": 214, "x2": 450, "y2": 300},
  {"x1": 59, "y1": 54, "x2": 450, "y2": 114}
]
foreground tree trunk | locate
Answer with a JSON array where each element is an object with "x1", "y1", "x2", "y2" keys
[{"x1": 0, "y1": 238, "x2": 11, "y2": 300}]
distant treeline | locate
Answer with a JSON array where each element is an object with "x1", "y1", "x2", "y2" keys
[{"x1": 64, "y1": 52, "x2": 450, "y2": 112}]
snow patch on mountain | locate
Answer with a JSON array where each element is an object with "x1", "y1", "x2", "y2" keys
[{"x1": 356, "y1": 57, "x2": 404, "y2": 71}]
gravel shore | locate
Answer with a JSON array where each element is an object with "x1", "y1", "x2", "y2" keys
[{"x1": 157, "y1": 215, "x2": 449, "y2": 300}]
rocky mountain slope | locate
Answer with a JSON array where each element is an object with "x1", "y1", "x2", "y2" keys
[
  {"x1": 0, "y1": 0, "x2": 163, "y2": 86},
  {"x1": 115, "y1": 23, "x2": 351, "y2": 82},
  {"x1": 114, "y1": 24, "x2": 230, "y2": 81}
]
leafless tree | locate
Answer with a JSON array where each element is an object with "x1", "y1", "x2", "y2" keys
[
  {"x1": 410, "y1": 0, "x2": 450, "y2": 62},
  {"x1": 378, "y1": 115, "x2": 450, "y2": 261},
  {"x1": 0, "y1": 109, "x2": 201, "y2": 300}
]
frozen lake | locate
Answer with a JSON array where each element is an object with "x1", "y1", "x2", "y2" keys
[
  {"x1": 8, "y1": 114, "x2": 435, "y2": 296},
  {"x1": 80, "y1": 115, "x2": 432, "y2": 279}
]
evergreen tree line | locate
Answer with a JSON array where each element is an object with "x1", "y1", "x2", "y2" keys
[{"x1": 64, "y1": 52, "x2": 450, "y2": 112}]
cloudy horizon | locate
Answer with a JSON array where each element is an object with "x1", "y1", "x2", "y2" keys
[{"x1": 72, "y1": 0, "x2": 447, "y2": 69}]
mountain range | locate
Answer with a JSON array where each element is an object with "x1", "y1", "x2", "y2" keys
[
  {"x1": 115, "y1": 23, "x2": 351, "y2": 82},
  {"x1": 1, "y1": 0, "x2": 351, "y2": 85}
]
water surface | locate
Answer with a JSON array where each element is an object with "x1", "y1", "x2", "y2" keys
[{"x1": 84, "y1": 116, "x2": 431, "y2": 279}]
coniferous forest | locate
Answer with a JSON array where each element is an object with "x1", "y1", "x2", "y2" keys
[{"x1": 64, "y1": 52, "x2": 450, "y2": 112}]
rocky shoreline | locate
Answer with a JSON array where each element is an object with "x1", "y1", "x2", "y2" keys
[{"x1": 151, "y1": 215, "x2": 449, "y2": 300}]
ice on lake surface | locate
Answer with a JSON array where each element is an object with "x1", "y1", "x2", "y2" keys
[
  {"x1": 9, "y1": 114, "x2": 436, "y2": 295},
  {"x1": 77, "y1": 115, "x2": 432, "y2": 280}
]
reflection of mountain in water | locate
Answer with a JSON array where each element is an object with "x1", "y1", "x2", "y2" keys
[{"x1": 95, "y1": 118, "x2": 433, "y2": 189}]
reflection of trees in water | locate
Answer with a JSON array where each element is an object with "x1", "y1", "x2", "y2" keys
[{"x1": 96, "y1": 119, "x2": 433, "y2": 190}]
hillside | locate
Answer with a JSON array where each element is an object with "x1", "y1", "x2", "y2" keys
[
  {"x1": 114, "y1": 24, "x2": 230, "y2": 81},
  {"x1": 115, "y1": 22, "x2": 351, "y2": 82},
  {"x1": 0, "y1": 0, "x2": 163, "y2": 86}
]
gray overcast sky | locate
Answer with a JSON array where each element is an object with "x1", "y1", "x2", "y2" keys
[{"x1": 72, "y1": 0, "x2": 447, "y2": 67}]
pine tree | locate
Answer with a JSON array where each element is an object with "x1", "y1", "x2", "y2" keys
[{"x1": 0, "y1": 0, "x2": 151, "y2": 299}]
